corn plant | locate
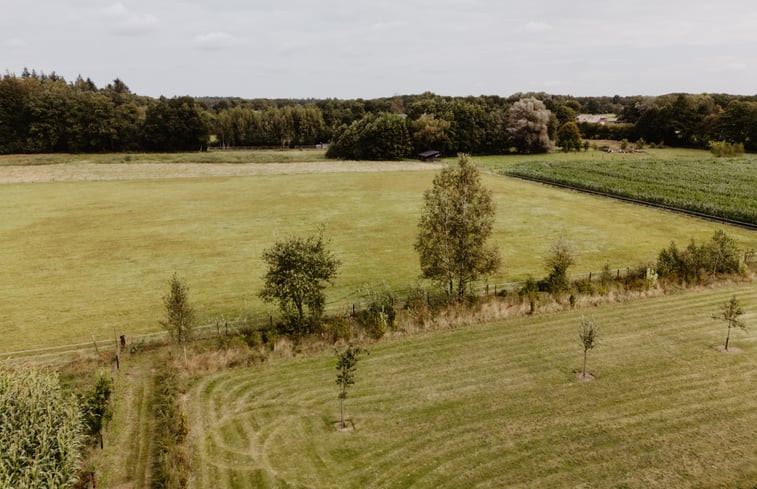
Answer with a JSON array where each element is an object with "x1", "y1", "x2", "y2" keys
[{"x1": 0, "y1": 369, "x2": 84, "y2": 489}]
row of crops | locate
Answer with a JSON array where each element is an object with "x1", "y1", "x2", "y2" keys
[{"x1": 505, "y1": 157, "x2": 757, "y2": 225}]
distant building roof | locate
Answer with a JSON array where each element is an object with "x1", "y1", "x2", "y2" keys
[
  {"x1": 418, "y1": 150, "x2": 441, "y2": 161},
  {"x1": 576, "y1": 114, "x2": 619, "y2": 125}
]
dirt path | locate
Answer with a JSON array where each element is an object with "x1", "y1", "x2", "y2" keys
[{"x1": 0, "y1": 161, "x2": 442, "y2": 184}]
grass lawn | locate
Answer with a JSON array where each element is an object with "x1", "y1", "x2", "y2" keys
[
  {"x1": 1, "y1": 165, "x2": 756, "y2": 353},
  {"x1": 186, "y1": 283, "x2": 757, "y2": 488},
  {"x1": 0, "y1": 148, "x2": 329, "y2": 166}
]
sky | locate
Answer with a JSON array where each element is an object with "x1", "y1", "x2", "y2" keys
[{"x1": 2, "y1": 0, "x2": 756, "y2": 99}]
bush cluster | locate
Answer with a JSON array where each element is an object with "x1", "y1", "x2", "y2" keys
[
  {"x1": 150, "y1": 361, "x2": 190, "y2": 489},
  {"x1": 657, "y1": 230, "x2": 741, "y2": 284},
  {"x1": 709, "y1": 140, "x2": 745, "y2": 157}
]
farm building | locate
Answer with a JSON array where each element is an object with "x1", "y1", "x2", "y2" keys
[{"x1": 418, "y1": 150, "x2": 441, "y2": 162}]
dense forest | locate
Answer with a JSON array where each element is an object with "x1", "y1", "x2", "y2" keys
[{"x1": 1, "y1": 69, "x2": 756, "y2": 156}]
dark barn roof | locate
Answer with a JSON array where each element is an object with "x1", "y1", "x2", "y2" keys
[{"x1": 418, "y1": 150, "x2": 441, "y2": 161}]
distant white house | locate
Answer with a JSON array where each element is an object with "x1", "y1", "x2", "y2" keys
[{"x1": 576, "y1": 114, "x2": 619, "y2": 125}]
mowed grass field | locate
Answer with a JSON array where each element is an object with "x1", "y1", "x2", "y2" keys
[
  {"x1": 1, "y1": 163, "x2": 756, "y2": 353},
  {"x1": 187, "y1": 283, "x2": 757, "y2": 489}
]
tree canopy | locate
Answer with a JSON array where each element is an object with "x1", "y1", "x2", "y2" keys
[
  {"x1": 259, "y1": 230, "x2": 341, "y2": 332},
  {"x1": 505, "y1": 97, "x2": 551, "y2": 154},
  {"x1": 415, "y1": 154, "x2": 500, "y2": 301}
]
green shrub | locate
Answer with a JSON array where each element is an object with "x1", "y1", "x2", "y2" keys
[
  {"x1": 81, "y1": 371, "x2": 113, "y2": 448},
  {"x1": 518, "y1": 276, "x2": 540, "y2": 314},
  {"x1": 656, "y1": 230, "x2": 741, "y2": 284},
  {"x1": 0, "y1": 369, "x2": 84, "y2": 489},
  {"x1": 709, "y1": 140, "x2": 745, "y2": 157},
  {"x1": 150, "y1": 361, "x2": 190, "y2": 489},
  {"x1": 404, "y1": 285, "x2": 449, "y2": 323},
  {"x1": 322, "y1": 314, "x2": 354, "y2": 342},
  {"x1": 356, "y1": 285, "x2": 397, "y2": 338}
]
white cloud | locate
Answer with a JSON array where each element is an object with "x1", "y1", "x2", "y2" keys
[
  {"x1": 103, "y1": 2, "x2": 158, "y2": 36},
  {"x1": 522, "y1": 21, "x2": 552, "y2": 32},
  {"x1": 193, "y1": 32, "x2": 236, "y2": 50},
  {"x1": 3, "y1": 38, "x2": 28, "y2": 49}
]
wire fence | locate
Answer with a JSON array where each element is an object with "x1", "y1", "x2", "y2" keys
[
  {"x1": 9, "y1": 253, "x2": 757, "y2": 363},
  {"x1": 2, "y1": 266, "x2": 647, "y2": 363}
]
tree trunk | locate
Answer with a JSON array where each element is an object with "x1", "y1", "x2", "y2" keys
[
  {"x1": 582, "y1": 349, "x2": 588, "y2": 378},
  {"x1": 340, "y1": 397, "x2": 345, "y2": 428},
  {"x1": 725, "y1": 325, "x2": 731, "y2": 351}
]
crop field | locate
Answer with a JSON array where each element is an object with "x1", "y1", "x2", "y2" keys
[
  {"x1": 504, "y1": 157, "x2": 757, "y2": 224},
  {"x1": 2, "y1": 162, "x2": 756, "y2": 353},
  {"x1": 187, "y1": 283, "x2": 757, "y2": 488}
]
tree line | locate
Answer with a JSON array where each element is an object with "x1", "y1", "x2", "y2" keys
[{"x1": 2, "y1": 70, "x2": 757, "y2": 155}]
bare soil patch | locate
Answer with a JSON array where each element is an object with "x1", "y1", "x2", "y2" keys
[
  {"x1": 575, "y1": 372, "x2": 596, "y2": 382},
  {"x1": 0, "y1": 161, "x2": 442, "y2": 184},
  {"x1": 334, "y1": 420, "x2": 355, "y2": 432},
  {"x1": 714, "y1": 345, "x2": 743, "y2": 353}
]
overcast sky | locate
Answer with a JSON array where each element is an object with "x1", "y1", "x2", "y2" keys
[{"x1": 2, "y1": 0, "x2": 756, "y2": 99}]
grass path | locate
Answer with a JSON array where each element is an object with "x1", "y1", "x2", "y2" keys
[
  {"x1": 88, "y1": 354, "x2": 156, "y2": 489},
  {"x1": 186, "y1": 283, "x2": 757, "y2": 488}
]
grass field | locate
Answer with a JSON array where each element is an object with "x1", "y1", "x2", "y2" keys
[
  {"x1": 504, "y1": 157, "x2": 757, "y2": 224},
  {"x1": 2, "y1": 163, "x2": 756, "y2": 353},
  {"x1": 186, "y1": 283, "x2": 757, "y2": 488},
  {"x1": 0, "y1": 148, "x2": 329, "y2": 166}
]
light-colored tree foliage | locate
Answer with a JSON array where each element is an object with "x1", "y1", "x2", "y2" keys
[
  {"x1": 505, "y1": 97, "x2": 551, "y2": 154},
  {"x1": 260, "y1": 229, "x2": 341, "y2": 333},
  {"x1": 579, "y1": 316, "x2": 598, "y2": 379},
  {"x1": 712, "y1": 295, "x2": 747, "y2": 351},
  {"x1": 336, "y1": 345, "x2": 368, "y2": 429},
  {"x1": 544, "y1": 237, "x2": 575, "y2": 295},
  {"x1": 415, "y1": 154, "x2": 500, "y2": 301},
  {"x1": 160, "y1": 273, "x2": 196, "y2": 348},
  {"x1": 0, "y1": 369, "x2": 84, "y2": 488},
  {"x1": 411, "y1": 113, "x2": 451, "y2": 151}
]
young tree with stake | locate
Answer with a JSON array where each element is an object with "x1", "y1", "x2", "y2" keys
[
  {"x1": 335, "y1": 345, "x2": 368, "y2": 429},
  {"x1": 579, "y1": 316, "x2": 598, "y2": 380},
  {"x1": 160, "y1": 273, "x2": 196, "y2": 363},
  {"x1": 713, "y1": 295, "x2": 747, "y2": 351}
]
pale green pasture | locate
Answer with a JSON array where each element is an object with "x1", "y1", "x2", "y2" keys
[
  {"x1": 1, "y1": 168, "x2": 755, "y2": 352},
  {"x1": 187, "y1": 284, "x2": 757, "y2": 488},
  {"x1": 0, "y1": 149, "x2": 329, "y2": 166}
]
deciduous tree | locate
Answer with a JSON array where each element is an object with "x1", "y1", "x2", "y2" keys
[
  {"x1": 713, "y1": 295, "x2": 747, "y2": 351},
  {"x1": 557, "y1": 121, "x2": 582, "y2": 152},
  {"x1": 505, "y1": 97, "x2": 551, "y2": 154},
  {"x1": 160, "y1": 273, "x2": 196, "y2": 361},
  {"x1": 543, "y1": 237, "x2": 575, "y2": 296},
  {"x1": 260, "y1": 229, "x2": 340, "y2": 333},
  {"x1": 579, "y1": 316, "x2": 598, "y2": 379},
  {"x1": 415, "y1": 154, "x2": 500, "y2": 301},
  {"x1": 335, "y1": 345, "x2": 368, "y2": 429}
]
